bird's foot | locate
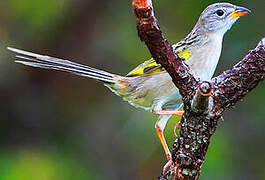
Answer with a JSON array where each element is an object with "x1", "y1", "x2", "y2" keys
[{"x1": 163, "y1": 159, "x2": 174, "y2": 175}]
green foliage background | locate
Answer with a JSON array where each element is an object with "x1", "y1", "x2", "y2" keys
[{"x1": 0, "y1": 0, "x2": 264, "y2": 179}]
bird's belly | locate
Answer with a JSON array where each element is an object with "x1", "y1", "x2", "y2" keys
[{"x1": 121, "y1": 72, "x2": 182, "y2": 111}]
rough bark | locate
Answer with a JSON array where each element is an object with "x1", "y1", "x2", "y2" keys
[
  {"x1": 132, "y1": 0, "x2": 198, "y2": 99},
  {"x1": 132, "y1": 0, "x2": 265, "y2": 179}
]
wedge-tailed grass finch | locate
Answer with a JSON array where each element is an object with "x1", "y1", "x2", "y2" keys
[{"x1": 8, "y1": 3, "x2": 250, "y2": 163}]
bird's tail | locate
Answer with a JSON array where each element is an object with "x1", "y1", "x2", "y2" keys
[{"x1": 7, "y1": 47, "x2": 116, "y2": 84}]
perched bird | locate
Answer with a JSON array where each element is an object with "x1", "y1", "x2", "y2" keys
[{"x1": 8, "y1": 3, "x2": 250, "y2": 163}]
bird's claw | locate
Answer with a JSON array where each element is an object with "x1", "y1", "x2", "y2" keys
[{"x1": 163, "y1": 159, "x2": 174, "y2": 175}]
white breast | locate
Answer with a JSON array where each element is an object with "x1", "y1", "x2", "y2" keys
[{"x1": 186, "y1": 33, "x2": 223, "y2": 81}]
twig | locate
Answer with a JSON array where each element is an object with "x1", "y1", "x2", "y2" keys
[
  {"x1": 132, "y1": 0, "x2": 198, "y2": 99},
  {"x1": 191, "y1": 81, "x2": 213, "y2": 114}
]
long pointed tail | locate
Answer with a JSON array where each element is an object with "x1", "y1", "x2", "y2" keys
[{"x1": 7, "y1": 47, "x2": 116, "y2": 84}]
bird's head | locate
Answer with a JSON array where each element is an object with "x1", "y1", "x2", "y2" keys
[{"x1": 196, "y1": 3, "x2": 251, "y2": 35}]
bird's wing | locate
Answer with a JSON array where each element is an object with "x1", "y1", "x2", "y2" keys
[
  {"x1": 126, "y1": 50, "x2": 190, "y2": 77},
  {"x1": 126, "y1": 59, "x2": 164, "y2": 77}
]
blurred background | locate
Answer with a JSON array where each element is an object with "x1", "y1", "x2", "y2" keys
[{"x1": 0, "y1": 0, "x2": 264, "y2": 179}]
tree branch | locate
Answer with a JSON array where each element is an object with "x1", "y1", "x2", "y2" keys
[
  {"x1": 132, "y1": 0, "x2": 265, "y2": 179},
  {"x1": 212, "y1": 39, "x2": 265, "y2": 115},
  {"x1": 132, "y1": 0, "x2": 198, "y2": 98},
  {"x1": 169, "y1": 39, "x2": 264, "y2": 180}
]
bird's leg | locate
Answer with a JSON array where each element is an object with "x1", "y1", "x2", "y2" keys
[
  {"x1": 156, "y1": 126, "x2": 175, "y2": 174},
  {"x1": 155, "y1": 116, "x2": 175, "y2": 174},
  {"x1": 174, "y1": 121, "x2": 182, "y2": 137},
  {"x1": 155, "y1": 125, "x2": 171, "y2": 161},
  {"x1": 154, "y1": 110, "x2": 183, "y2": 174},
  {"x1": 155, "y1": 110, "x2": 183, "y2": 138},
  {"x1": 154, "y1": 110, "x2": 183, "y2": 137},
  {"x1": 155, "y1": 110, "x2": 184, "y2": 116}
]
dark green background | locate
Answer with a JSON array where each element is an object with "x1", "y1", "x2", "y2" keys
[{"x1": 0, "y1": 0, "x2": 264, "y2": 179}]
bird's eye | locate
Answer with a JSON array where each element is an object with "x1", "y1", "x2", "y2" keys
[{"x1": 216, "y1": 9, "x2": 224, "y2": 16}]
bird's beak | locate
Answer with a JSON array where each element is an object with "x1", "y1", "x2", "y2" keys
[{"x1": 230, "y1": 6, "x2": 251, "y2": 18}]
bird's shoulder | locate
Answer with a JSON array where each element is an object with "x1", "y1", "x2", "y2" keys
[
  {"x1": 126, "y1": 27, "x2": 210, "y2": 76},
  {"x1": 126, "y1": 45, "x2": 191, "y2": 77}
]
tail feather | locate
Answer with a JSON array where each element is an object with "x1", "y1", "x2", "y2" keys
[{"x1": 7, "y1": 47, "x2": 116, "y2": 83}]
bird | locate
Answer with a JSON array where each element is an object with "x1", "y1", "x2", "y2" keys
[{"x1": 8, "y1": 2, "x2": 250, "y2": 164}]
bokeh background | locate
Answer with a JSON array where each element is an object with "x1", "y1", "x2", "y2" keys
[{"x1": 0, "y1": 0, "x2": 264, "y2": 179}]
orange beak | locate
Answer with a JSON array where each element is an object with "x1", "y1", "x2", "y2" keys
[{"x1": 230, "y1": 7, "x2": 251, "y2": 18}]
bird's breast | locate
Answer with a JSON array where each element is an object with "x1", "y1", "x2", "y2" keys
[{"x1": 186, "y1": 35, "x2": 223, "y2": 81}]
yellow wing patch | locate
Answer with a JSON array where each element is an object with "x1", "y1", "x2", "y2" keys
[
  {"x1": 178, "y1": 51, "x2": 190, "y2": 60},
  {"x1": 126, "y1": 59, "x2": 164, "y2": 77},
  {"x1": 126, "y1": 51, "x2": 190, "y2": 77}
]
